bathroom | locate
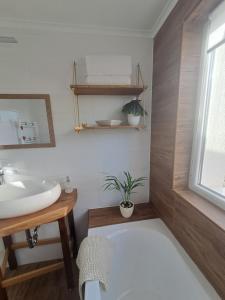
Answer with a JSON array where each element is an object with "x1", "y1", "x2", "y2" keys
[{"x1": 0, "y1": 0, "x2": 225, "y2": 299}]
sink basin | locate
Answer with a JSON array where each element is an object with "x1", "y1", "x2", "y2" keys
[{"x1": 0, "y1": 178, "x2": 61, "y2": 219}]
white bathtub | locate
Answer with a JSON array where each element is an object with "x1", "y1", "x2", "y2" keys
[{"x1": 85, "y1": 219, "x2": 221, "y2": 300}]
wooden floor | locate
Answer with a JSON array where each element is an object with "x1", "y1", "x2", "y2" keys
[{"x1": 6, "y1": 261, "x2": 79, "y2": 300}]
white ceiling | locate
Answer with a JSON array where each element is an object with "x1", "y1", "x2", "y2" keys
[{"x1": 0, "y1": 0, "x2": 177, "y2": 36}]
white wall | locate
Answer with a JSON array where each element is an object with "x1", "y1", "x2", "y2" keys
[{"x1": 0, "y1": 26, "x2": 153, "y2": 264}]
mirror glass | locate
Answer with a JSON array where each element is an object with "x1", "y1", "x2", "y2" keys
[{"x1": 0, "y1": 95, "x2": 55, "y2": 149}]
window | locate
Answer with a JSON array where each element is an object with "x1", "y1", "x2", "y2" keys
[{"x1": 190, "y1": 1, "x2": 225, "y2": 210}]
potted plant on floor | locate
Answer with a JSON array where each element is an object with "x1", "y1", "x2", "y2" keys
[
  {"x1": 104, "y1": 171, "x2": 146, "y2": 218},
  {"x1": 122, "y1": 98, "x2": 147, "y2": 126}
]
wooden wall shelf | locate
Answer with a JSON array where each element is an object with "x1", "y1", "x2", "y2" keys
[
  {"x1": 75, "y1": 125, "x2": 145, "y2": 132},
  {"x1": 70, "y1": 84, "x2": 146, "y2": 96},
  {"x1": 88, "y1": 203, "x2": 158, "y2": 228}
]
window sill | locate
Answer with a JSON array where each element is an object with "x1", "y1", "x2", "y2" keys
[{"x1": 173, "y1": 189, "x2": 225, "y2": 233}]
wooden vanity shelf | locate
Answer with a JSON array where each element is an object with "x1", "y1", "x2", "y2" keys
[
  {"x1": 70, "y1": 84, "x2": 146, "y2": 96},
  {"x1": 0, "y1": 190, "x2": 78, "y2": 300}
]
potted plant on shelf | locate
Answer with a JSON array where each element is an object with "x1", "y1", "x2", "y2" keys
[
  {"x1": 122, "y1": 97, "x2": 147, "y2": 126},
  {"x1": 104, "y1": 171, "x2": 146, "y2": 218}
]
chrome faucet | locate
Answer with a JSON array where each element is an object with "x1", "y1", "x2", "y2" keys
[{"x1": 0, "y1": 168, "x2": 5, "y2": 185}]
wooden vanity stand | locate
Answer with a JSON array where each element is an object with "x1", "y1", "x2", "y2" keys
[{"x1": 0, "y1": 190, "x2": 77, "y2": 300}]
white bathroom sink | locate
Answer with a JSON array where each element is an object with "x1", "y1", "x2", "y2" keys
[{"x1": 0, "y1": 178, "x2": 61, "y2": 219}]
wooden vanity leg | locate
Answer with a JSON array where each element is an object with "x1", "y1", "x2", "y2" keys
[
  {"x1": 0, "y1": 269, "x2": 8, "y2": 300},
  {"x1": 67, "y1": 209, "x2": 78, "y2": 258},
  {"x1": 0, "y1": 288, "x2": 7, "y2": 300},
  {"x1": 58, "y1": 217, "x2": 75, "y2": 290},
  {"x1": 2, "y1": 236, "x2": 17, "y2": 270}
]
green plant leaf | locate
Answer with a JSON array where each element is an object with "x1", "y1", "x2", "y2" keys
[
  {"x1": 104, "y1": 172, "x2": 147, "y2": 203},
  {"x1": 122, "y1": 99, "x2": 147, "y2": 116}
]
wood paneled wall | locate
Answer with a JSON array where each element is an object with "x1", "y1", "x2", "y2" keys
[{"x1": 150, "y1": 0, "x2": 225, "y2": 297}]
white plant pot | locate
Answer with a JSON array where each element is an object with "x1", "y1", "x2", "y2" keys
[
  {"x1": 120, "y1": 201, "x2": 134, "y2": 218},
  {"x1": 128, "y1": 114, "x2": 141, "y2": 126}
]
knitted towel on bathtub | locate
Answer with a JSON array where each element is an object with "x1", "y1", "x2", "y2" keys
[{"x1": 76, "y1": 236, "x2": 113, "y2": 299}]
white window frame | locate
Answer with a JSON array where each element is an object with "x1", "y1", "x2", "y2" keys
[{"x1": 189, "y1": 22, "x2": 225, "y2": 211}]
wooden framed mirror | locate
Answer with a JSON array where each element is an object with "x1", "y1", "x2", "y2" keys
[{"x1": 0, "y1": 94, "x2": 56, "y2": 149}]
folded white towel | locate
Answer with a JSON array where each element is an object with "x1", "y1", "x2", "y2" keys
[
  {"x1": 85, "y1": 55, "x2": 132, "y2": 75},
  {"x1": 85, "y1": 75, "x2": 131, "y2": 85},
  {"x1": 76, "y1": 236, "x2": 112, "y2": 300}
]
